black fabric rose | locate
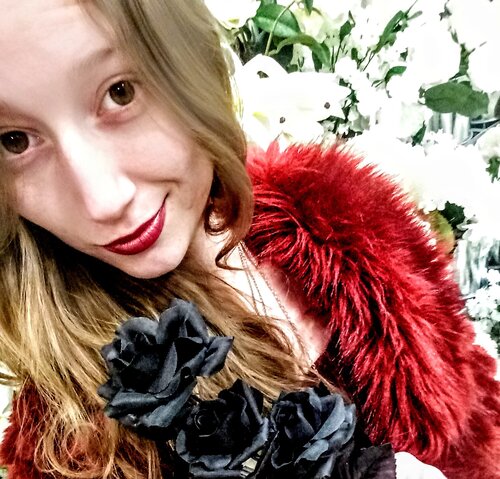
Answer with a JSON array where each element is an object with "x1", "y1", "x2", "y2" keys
[
  {"x1": 176, "y1": 380, "x2": 269, "y2": 478},
  {"x1": 98, "y1": 299, "x2": 233, "y2": 437},
  {"x1": 263, "y1": 385, "x2": 356, "y2": 478}
]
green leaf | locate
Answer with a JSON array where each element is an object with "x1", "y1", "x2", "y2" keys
[
  {"x1": 407, "y1": 10, "x2": 423, "y2": 21},
  {"x1": 339, "y1": 20, "x2": 353, "y2": 43},
  {"x1": 273, "y1": 34, "x2": 330, "y2": 67},
  {"x1": 350, "y1": 47, "x2": 359, "y2": 63},
  {"x1": 440, "y1": 202, "x2": 465, "y2": 230},
  {"x1": 458, "y1": 45, "x2": 470, "y2": 77},
  {"x1": 254, "y1": 4, "x2": 301, "y2": 38},
  {"x1": 487, "y1": 156, "x2": 500, "y2": 181},
  {"x1": 411, "y1": 123, "x2": 426, "y2": 145},
  {"x1": 374, "y1": 10, "x2": 406, "y2": 53},
  {"x1": 424, "y1": 82, "x2": 489, "y2": 117},
  {"x1": 304, "y1": 0, "x2": 314, "y2": 14},
  {"x1": 384, "y1": 65, "x2": 407, "y2": 83}
]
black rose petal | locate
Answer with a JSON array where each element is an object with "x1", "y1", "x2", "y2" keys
[
  {"x1": 98, "y1": 299, "x2": 233, "y2": 438},
  {"x1": 265, "y1": 384, "x2": 356, "y2": 478},
  {"x1": 176, "y1": 380, "x2": 269, "y2": 477}
]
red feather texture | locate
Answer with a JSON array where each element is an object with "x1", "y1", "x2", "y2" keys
[
  {"x1": 245, "y1": 143, "x2": 500, "y2": 479},
  {"x1": 1, "y1": 143, "x2": 498, "y2": 478}
]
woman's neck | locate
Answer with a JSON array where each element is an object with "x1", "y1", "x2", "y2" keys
[{"x1": 191, "y1": 232, "x2": 328, "y2": 363}]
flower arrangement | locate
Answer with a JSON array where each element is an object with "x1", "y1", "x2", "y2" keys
[
  {"x1": 99, "y1": 299, "x2": 394, "y2": 478},
  {"x1": 205, "y1": 0, "x2": 500, "y2": 359}
]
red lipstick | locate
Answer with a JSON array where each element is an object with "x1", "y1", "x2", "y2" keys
[{"x1": 103, "y1": 204, "x2": 166, "y2": 255}]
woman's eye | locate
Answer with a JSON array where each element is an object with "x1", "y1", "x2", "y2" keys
[
  {"x1": 0, "y1": 130, "x2": 30, "y2": 155},
  {"x1": 102, "y1": 80, "x2": 136, "y2": 110}
]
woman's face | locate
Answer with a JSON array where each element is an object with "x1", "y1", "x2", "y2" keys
[{"x1": 0, "y1": 0, "x2": 214, "y2": 278}]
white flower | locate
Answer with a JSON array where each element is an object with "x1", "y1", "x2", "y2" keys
[
  {"x1": 233, "y1": 55, "x2": 350, "y2": 148},
  {"x1": 386, "y1": 73, "x2": 422, "y2": 104},
  {"x1": 348, "y1": 129, "x2": 500, "y2": 228},
  {"x1": 477, "y1": 125, "x2": 500, "y2": 162},
  {"x1": 204, "y1": 0, "x2": 259, "y2": 29},
  {"x1": 404, "y1": 21, "x2": 461, "y2": 87},
  {"x1": 334, "y1": 57, "x2": 361, "y2": 84},
  {"x1": 293, "y1": 8, "x2": 328, "y2": 43},
  {"x1": 420, "y1": 138, "x2": 500, "y2": 223},
  {"x1": 347, "y1": 9, "x2": 382, "y2": 55},
  {"x1": 334, "y1": 57, "x2": 389, "y2": 124},
  {"x1": 355, "y1": 84, "x2": 387, "y2": 119},
  {"x1": 311, "y1": 0, "x2": 354, "y2": 27},
  {"x1": 347, "y1": 128, "x2": 427, "y2": 193},
  {"x1": 447, "y1": 0, "x2": 500, "y2": 51},
  {"x1": 290, "y1": 44, "x2": 316, "y2": 72},
  {"x1": 376, "y1": 100, "x2": 433, "y2": 139},
  {"x1": 468, "y1": 41, "x2": 500, "y2": 94},
  {"x1": 344, "y1": 0, "x2": 445, "y2": 56},
  {"x1": 412, "y1": 0, "x2": 448, "y2": 21}
]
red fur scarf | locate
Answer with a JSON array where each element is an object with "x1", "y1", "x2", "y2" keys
[
  {"x1": 2, "y1": 143, "x2": 499, "y2": 478},
  {"x1": 245, "y1": 143, "x2": 500, "y2": 479}
]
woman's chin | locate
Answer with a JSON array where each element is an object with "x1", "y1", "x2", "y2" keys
[{"x1": 104, "y1": 247, "x2": 186, "y2": 279}]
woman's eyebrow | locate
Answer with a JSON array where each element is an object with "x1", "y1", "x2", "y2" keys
[
  {"x1": 70, "y1": 46, "x2": 117, "y2": 77},
  {"x1": 0, "y1": 48, "x2": 118, "y2": 121},
  {"x1": 0, "y1": 100, "x2": 17, "y2": 120}
]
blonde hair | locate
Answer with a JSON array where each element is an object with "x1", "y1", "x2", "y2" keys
[{"x1": 0, "y1": 1, "x2": 320, "y2": 477}]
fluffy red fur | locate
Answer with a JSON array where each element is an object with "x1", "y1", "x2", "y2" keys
[
  {"x1": 1, "y1": 383, "x2": 47, "y2": 479},
  {"x1": 245, "y1": 143, "x2": 500, "y2": 479},
  {"x1": 1, "y1": 144, "x2": 499, "y2": 478}
]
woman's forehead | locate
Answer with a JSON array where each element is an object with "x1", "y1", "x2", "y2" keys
[
  {"x1": 0, "y1": 0, "x2": 115, "y2": 113},
  {"x1": 0, "y1": 0, "x2": 109, "y2": 60}
]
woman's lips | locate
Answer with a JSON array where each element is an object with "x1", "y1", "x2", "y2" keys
[{"x1": 103, "y1": 203, "x2": 166, "y2": 255}]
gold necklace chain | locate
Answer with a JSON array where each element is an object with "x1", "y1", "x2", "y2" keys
[{"x1": 237, "y1": 243, "x2": 291, "y2": 323}]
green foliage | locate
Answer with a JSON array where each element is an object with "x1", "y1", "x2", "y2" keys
[
  {"x1": 411, "y1": 123, "x2": 426, "y2": 145},
  {"x1": 254, "y1": 4, "x2": 301, "y2": 38},
  {"x1": 424, "y1": 82, "x2": 489, "y2": 117},
  {"x1": 440, "y1": 202, "x2": 466, "y2": 231},
  {"x1": 272, "y1": 34, "x2": 330, "y2": 67},
  {"x1": 457, "y1": 45, "x2": 470, "y2": 77},
  {"x1": 487, "y1": 157, "x2": 500, "y2": 181},
  {"x1": 385, "y1": 65, "x2": 407, "y2": 83},
  {"x1": 339, "y1": 20, "x2": 353, "y2": 43},
  {"x1": 373, "y1": 11, "x2": 407, "y2": 53},
  {"x1": 228, "y1": 0, "x2": 491, "y2": 142},
  {"x1": 490, "y1": 321, "x2": 500, "y2": 355},
  {"x1": 303, "y1": 0, "x2": 314, "y2": 15}
]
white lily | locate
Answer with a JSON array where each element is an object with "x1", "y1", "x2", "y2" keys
[{"x1": 233, "y1": 55, "x2": 350, "y2": 148}]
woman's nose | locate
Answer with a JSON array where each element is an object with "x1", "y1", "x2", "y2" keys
[{"x1": 57, "y1": 130, "x2": 136, "y2": 223}]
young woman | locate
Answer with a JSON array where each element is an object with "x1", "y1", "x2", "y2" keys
[{"x1": 0, "y1": 1, "x2": 498, "y2": 478}]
